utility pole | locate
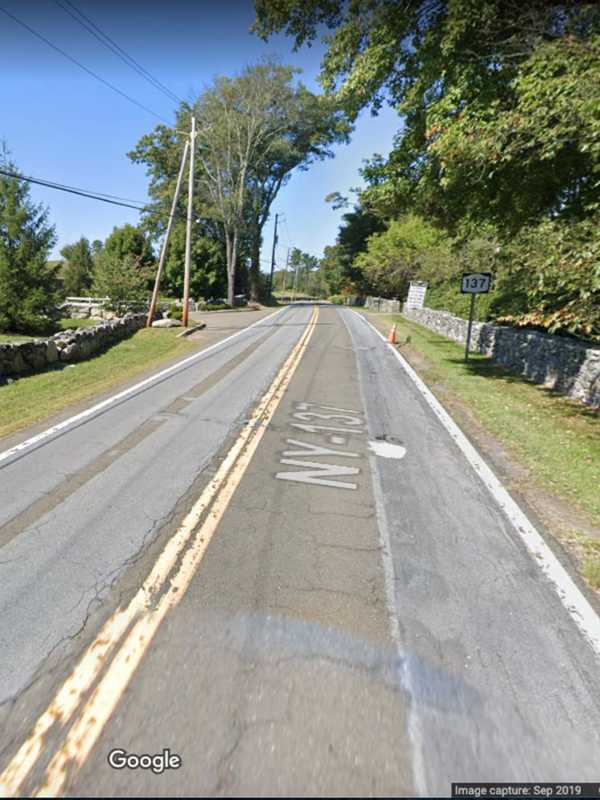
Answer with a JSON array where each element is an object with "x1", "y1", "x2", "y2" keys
[
  {"x1": 267, "y1": 212, "x2": 279, "y2": 301},
  {"x1": 182, "y1": 115, "x2": 196, "y2": 327},
  {"x1": 146, "y1": 140, "x2": 189, "y2": 327},
  {"x1": 291, "y1": 252, "x2": 300, "y2": 303},
  {"x1": 281, "y1": 247, "x2": 290, "y2": 295}
]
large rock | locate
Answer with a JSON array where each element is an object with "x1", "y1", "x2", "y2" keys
[
  {"x1": 59, "y1": 343, "x2": 80, "y2": 362},
  {"x1": 152, "y1": 318, "x2": 182, "y2": 328}
]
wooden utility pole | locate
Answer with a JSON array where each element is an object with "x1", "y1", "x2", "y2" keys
[
  {"x1": 291, "y1": 252, "x2": 300, "y2": 303},
  {"x1": 281, "y1": 247, "x2": 290, "y2": 295},
  {"x1": 182, "y1": 115, "x2": 196, "y2": 327},
  {"x1": 146, "y1": 140, "x2": 190, "y2": 327},
  {"x1": 267, "y1": 212, "x2": 279, "y2": 300}
]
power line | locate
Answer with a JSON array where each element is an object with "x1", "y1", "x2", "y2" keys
[
  {"x1": 54, "y1": 0, "x2": 184, "y2": 107},
  {"x1": 0, "y1": 168, "x2": 191, "y2": 228},
  {"x1": 0, "y1": 168, "x2": 147, "y2": 210},
  {"x1": 0, "y1": 5, "x2": 173, "y2": 125}
]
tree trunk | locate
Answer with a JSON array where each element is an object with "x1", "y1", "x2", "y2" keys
[
  {"x1": 249, "y1": 229, "x2": 262, "y2": 302},
  {"x1": 226, "y1": 229, "x2": 237, "y2": 307}
]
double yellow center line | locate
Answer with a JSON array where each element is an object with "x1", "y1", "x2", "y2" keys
[{"x1": 0, "y1": 305, "x2": 319, "y2": 798}]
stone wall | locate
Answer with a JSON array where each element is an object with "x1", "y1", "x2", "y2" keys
[
  {"x1": 365, "y1": 296, "x2": 402, "y2": 314},
  {"x1": 0, "y1": 314, "x2": 146, "y2": 380},
  {"x1": 402, "y1": 306, "x2": 600, "y2": 407}
]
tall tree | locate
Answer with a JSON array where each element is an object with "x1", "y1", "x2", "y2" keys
[
  {"x1": 61, "y1": 236, "x2": 94, "y2": 297},
  {"x1": 0, "y1": 149, "x2": 59, "y2": 334},
  {"x1": 254, "y1": 1, "x2": 600, "y2": 232},
  {"x1": 130, "y1": 60, "x2": 349, "y2": 305},
  {"x1": 103, "y1": 223, "x2": 155, "y2": 290},
  {"x1": 103, "y1": 223, "x2": 154, "y2": 267}
]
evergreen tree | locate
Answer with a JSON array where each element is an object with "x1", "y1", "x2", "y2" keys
[
  {"x1": 61, "y1": 236, "x2": 94, "y2": 297},
  {"x1": 0, "y1": 149, "x2": 59, "y2": 334}
]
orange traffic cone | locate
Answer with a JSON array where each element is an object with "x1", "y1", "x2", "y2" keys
[{"x1": 388, "y1": 324, "x2": 397, "y2": 344}]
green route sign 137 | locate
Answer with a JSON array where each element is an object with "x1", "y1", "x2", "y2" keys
[{"x1": 461, "y1": 272, "x2": 492, "y2": 293}]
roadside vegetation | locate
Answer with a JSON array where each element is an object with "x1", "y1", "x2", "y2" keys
[
  {"x1": 255, "y1": 2, "x2": 600, "y2": 342},
  {"x1": 0, "y1": 328, "x2": 196, "y2": 439}
]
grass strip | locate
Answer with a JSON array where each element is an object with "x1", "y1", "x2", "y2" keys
[
  {"x1": 369, "y1": 312, "x2": 600, "y2": 525},
  {"x1": 0, "y1": 328, "x2": 196, "y2": 439}
]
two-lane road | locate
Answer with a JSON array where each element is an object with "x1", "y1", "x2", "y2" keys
[{"x1": 1, "y1": 304, "x2": 599, "y2": 797}]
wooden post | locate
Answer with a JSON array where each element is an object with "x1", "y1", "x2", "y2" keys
[
  {"x1": 182, "y1": 115, "x2": 196, "y2": 327},
  {"x1": 146, "y1": 140, "x2": 189, "y2": 327}
]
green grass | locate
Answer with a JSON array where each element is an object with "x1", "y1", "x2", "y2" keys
[
  {"x1": 0, "y1": 332, "x2": 33, "y2": 343},
  {"x1": 563, "y1": 532, "x2": 600, "y2": 589},
  {"x1": 370, "y1": 312, "x2": 600, "y2": 525},
  {"x1": 0, "y1": 328, "x2": 196, "y2": 439},
  {"x1": 0, "y1": 317, "x2": 102, "y2": 343},
  {"x1": 58, "y1": 317, "x2": 101, "y2": 330}
]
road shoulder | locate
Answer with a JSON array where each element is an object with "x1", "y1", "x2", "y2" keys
[
  {"x1": 0, "y1": 307, "x2": 278, "y2": 453},
  {"x1": 360, "y1": 308, "x2": 600, "y2": 607}
]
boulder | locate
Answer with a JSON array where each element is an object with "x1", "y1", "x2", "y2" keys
[
  {"x1": 152, "y1": 318, "x2": 182, "y2": 328},
  {"x1": 59, "y1": 343, "x2": 80, "y2": 362}
]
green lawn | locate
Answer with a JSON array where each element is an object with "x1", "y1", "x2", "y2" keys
[
  {"x1": 0, "y1": 327, "x2": 196, "y2": 439},
  {"x1": 368, "y1": 312, "x2": 600, "y2": 524},
  {"x1": 58, "y1": 317, "x2": 101, "y2": 330},
  {"x1": 0, "y1": 317, "x2": 102, "y2": 343}
]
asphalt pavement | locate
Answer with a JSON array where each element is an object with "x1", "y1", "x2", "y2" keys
[{"x1": 0, "y1": 304, "x2": 599, "y2": 797}]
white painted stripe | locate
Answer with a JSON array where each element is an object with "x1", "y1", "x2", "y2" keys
[
  {"x1": 355, "y1": 310, "x2": 600, "y2": 660},
  {"x1": 0, "y1": 307, "x2": 286, "y2": 466}
]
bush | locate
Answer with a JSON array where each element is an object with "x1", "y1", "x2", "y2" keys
[
  {"x1": 198, "y1": 302, "x2": 231, "y2": 311},
  {"x1": 93, "y1": 252, "x2": 148, "y2": 315},
  {"x1": 492, "y1": 217, "x2": 600, "y2": 341},
  {"x1": 168, "y1": 303, "x2": 183, "y2": 320},
  {"x1": 328, "y1": 295, "x2": 346, "y2": 304}
]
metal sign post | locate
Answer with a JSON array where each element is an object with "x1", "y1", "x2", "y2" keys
[
  {"x1": 464, "y1": 293, "x2": 476, "y2": 362},
  {"x1": 460, "y1": 272, "x2": 492, "y2": 362}
]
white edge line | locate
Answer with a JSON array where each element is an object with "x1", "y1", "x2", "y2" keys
[
  {"x1": 0, "y1": 307, "x2": 286, "y2": 466},
  {"x1": 354, "y1": 309, "x2": 600, "y2": 660},
  {"x1": 343, "y1": 302, "x2": 428, "y2": 795}
]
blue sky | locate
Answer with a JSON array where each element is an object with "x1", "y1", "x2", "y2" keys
[{"x1": 0, "y1": 0, "x2": 399, "y2": 270}]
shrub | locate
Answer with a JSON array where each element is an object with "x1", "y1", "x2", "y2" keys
[
  {"x1": 168, "y1": 303, "x2": 183, "y2": 320},
  {"x1": 93, "y1": 252, "x2": 148, "y2": 315},
  {"x1": 198, "y1": 302, "x2": 231, "y2": 311}
]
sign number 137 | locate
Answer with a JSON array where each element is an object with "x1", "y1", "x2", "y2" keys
[{"x1": 461, "y1": 272, "x2": 492, "y2": 294}]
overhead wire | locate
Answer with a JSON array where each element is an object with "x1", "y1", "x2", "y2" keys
[
  {"x1": 0, "y1": 168, "x2": 188, "y2": 224},
  {"x1": 54, "y1": 0, "x2": 184, "y2": 107},
  {"x1": 0, "y1": 5, "x2": 173, "y2": 125}
]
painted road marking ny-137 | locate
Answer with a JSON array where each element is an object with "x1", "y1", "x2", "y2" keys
[{"x1": 275, "y1": 401, "x2": 365, "y2": 490}]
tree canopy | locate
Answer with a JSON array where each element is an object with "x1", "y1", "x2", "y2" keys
[
  {"x1": 255, "y1": 1, "x2": 600, "y2": 339},
  {"x1": 130, "y1": 59, "x2": 348, "y2": 304},
  {"x1": 61, "y1": 237, "x2": 94, "y2": 297}
]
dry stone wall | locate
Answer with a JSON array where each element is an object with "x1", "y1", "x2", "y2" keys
[
  {"x1": 0, "y1": 314, "x2": 146, "y2": 381},
  {"x1": 402, "y1": 306, "x2": 600, "y2": 407}
]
